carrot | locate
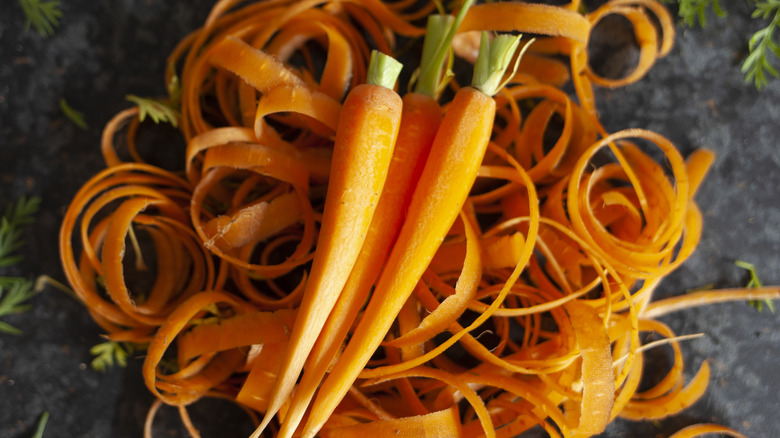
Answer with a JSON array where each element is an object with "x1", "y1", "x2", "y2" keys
[
  {"x1": 275, "y1": 89, "x2": 441, "y2": 438},
  {"x1": 299, "y1": 32, "x2": 526, "y2": 438},
  {"x1": 251, "y1": 50, "x2": 404, "y2": 437},
  {"x1": 275, "y1": 4, "x2": 474, "y2": 435}
]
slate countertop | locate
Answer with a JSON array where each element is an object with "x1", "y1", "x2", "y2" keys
[{"x1": 1, "y1": 1, "x2": 778, "y2": 437}]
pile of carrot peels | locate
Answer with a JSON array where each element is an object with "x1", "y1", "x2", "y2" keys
[{"x1": 58, "y1": 0, "x2": 780, "y2": 437}]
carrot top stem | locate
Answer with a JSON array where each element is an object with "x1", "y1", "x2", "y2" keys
[
  {"x1": 472, "y1": 31, "x2": 525, "y2": 96},
  {"x1": 415, "y1": 0, "x2": 475, "y2": 98},
  {"x1": 367, "y1": 50, "x2": 403, "y2": 89}
]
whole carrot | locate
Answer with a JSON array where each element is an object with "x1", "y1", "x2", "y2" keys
[
  {"x1": 300, "y1": 32, "x2": 526, "y2": 438},
  {"x1": 250, "y1": 50, "x2": 404, "y2": 438},
  {"x1": 274, "y1": 4, "x2": 476, "y2": 435}
]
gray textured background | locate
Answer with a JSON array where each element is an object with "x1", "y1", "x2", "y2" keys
[{"x1": 1, "y1": 1, "x2": 778, "y2": 437}]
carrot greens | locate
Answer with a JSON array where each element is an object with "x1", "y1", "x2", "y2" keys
[
  {"x1": 32, "y1": 411, "x2": 50, "y2": 438},
  {"x1": 90, "y1": 341, "x2": 134, "y2": 372},
  {"x1": 18, "y1": 0, "x2": 61, "y2": 37},
  {"x1": 0, "y1": 196, "x2": 41, "y2": 335},
  {"x1": 661, "y1": 0, "x2": 725, "y2": 27},
  {"x1": 736, "y1": 260, "x2": 775, "y2": 312},
  {"x1": 742, "y1": 1, "x2": 780, "y2": 89},
  {"x1": 125, "y1": 95, "x2": 180, "y2": 127},
  {"x1": 59, "y1": 98, "x2": 88, "y2": 130},
  {"x1": 0, "y1": 279, "x2": 36, "y2": 335},
  {"x1": 663, "y1": 0, "x2": 780, "y2": 89}
]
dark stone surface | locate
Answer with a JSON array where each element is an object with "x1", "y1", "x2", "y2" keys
[{"x1": 1, "y1": 1, "x2": 778, "y2": 437}]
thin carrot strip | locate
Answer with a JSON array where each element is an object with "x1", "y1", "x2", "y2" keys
[
  {"x1": 190, "y1": 168, "x2": 316, "y2": 277},
  {"x1": 201, "y1": 142, "x2": 310, "y2": 192},
  {"x1": 142, "y1": 290, "x2": 254, "y2": 405},
  {"x1": 176, "y1": 309, "x2": 296, "y2": 363},
  {"x1": 185, "y1": 127, "x2": 257, "y2": 183},
  {"x1": 585, "y1": 5, "x2": 659, "y2": 88},
  {"x1": 642, "y1": 287, "x2": 780, "y2": 319},
  {"x1": 564, "y1": 300, "x2": 615, "y2": 437},
  {"x1": 459, "y1": 3, "x2": 590, "y2": 45},
  {"x1": 620, "y1": 361, "x2": 711, "y2": 420},
  {"x1": 385, "y1": 211, "x2": 481, "y2": 348},
  {"x1": 669, "y1": 423, "x2": 748, "y2": 438},
  {"x1": 253, "y1": 84, "x2": 341, "y2": 139},
  {"x1": 101, "y1": 107, "x2": 140, "y2": 167},
  {"x1": 208, "y1": 35, "x2": 306, "y2": 92},
  {"x1": 365, "y1": 367, "x2": 497, "y2": 438},
  {"x1": 203, "y1": 190, "x2": 303, "y2": 252},
  {"x1": 319, "y1": 405, "x2": 462, "y2": 438}
]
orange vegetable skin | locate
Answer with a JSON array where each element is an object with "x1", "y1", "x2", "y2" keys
[
  {"x1": 255, "y1": 82, "x2": 403, "y2": 435},
  {"x1": 277, "y1": 92, "x2": 442, "y2": 438},
  {"x1": 301, "y1": 86, "x2": 495, "y2": 438},
  {"x1": 565, "y1": 300, "x2": 615, "y2": 437}
]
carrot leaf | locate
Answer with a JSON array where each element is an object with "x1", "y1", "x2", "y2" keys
[
  {"x1": 0, "y1": 196, "x2": 40, "y2": 268},
  {"x1": 0, "y1": 197, "x2": 41, "y2": 335},
  {"x1": 735, "y1": 260, "x2": 775, "y2": 312},
  {"x1": 18, "y1": 0, "x2": 62, "y2": 37},
  {"x1": 742, "y1": 2, "x2": 780, "y2": 90},
  {"x1": 0, "y1": 279, "x2": 36, "y2": 335},
  {"x1": 126, "y1": 95, "x2": 181, "y2": 128},
  {"x1": 90, "y1": 341, "x2": 133, "y2": 372},
  {"x1": 366, "y1": 50, "x2": 403, "y2": 89},
  {"x1": 471, "y1": 32, "x2": 524, "y2": 96},
  {"x1": 59, "y1": 98, "x2": 88, "y2": 130}
]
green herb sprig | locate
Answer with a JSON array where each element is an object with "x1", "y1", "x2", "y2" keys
[
  {"x1": 0, "y1": 196, "x2": 41, "y2": 268},
  {"x1": 18, "y1": 0, "x2": 62, "y2": 37},
  {"x1": 126, "y1": 95, "x2": 181, "y2": 128},
  {"x1": 90, "y1": 341, "x2": 133, "y2": 372},
  {"x1": 742, "y1": 1, "x2": 780, "y2": 89},
  {"x1": 663, "y1": 0, "x2": 780, "y2": 89},
  {"x1": 662, "y1": 0, "x2": 725, "y2": 27},
  {"x1": 59, "y1": 98, "x2": 88, "y2": 130},
  {"x1": 0, "y1": 196, "x2": 41, "y2": 335},
  {"x1": 0, "y1": 279, "x2": 36, "y2": 335},
  {"x1": 32, "y1": 411, "x2": 50, "y2": 438},
  {"x1": 735, "y1": 260, "x2": 775, "y2": 312}
]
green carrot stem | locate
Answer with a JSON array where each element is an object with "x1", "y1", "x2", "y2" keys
[
  {"x1": 415, "y1": 0, "x2": 476, "y2": 98},
  {"x1": 366, "y1": 50, "x2": 403, "y2": 89},
  {"x1": 472, "y1": 31, "x2": 524, "y2": 97}
]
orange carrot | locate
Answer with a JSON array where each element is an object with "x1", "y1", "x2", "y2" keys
[
  {"x1": 252, "y1": 50, "x2": 404, "y2": 437},
  {"x1": 275, "y1": 91, "x2": 441, "y2": 438},
  {"x1": 299, "y1": 32, "x2": 525, "y2": 438},
  {"x1": 274, "y1": 4, "x2": 477, "y2": 433}
]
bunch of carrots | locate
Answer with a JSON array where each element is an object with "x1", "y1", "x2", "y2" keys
[{"x1": 58, "y1": 0, "x2": 780, "y2": 437}]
